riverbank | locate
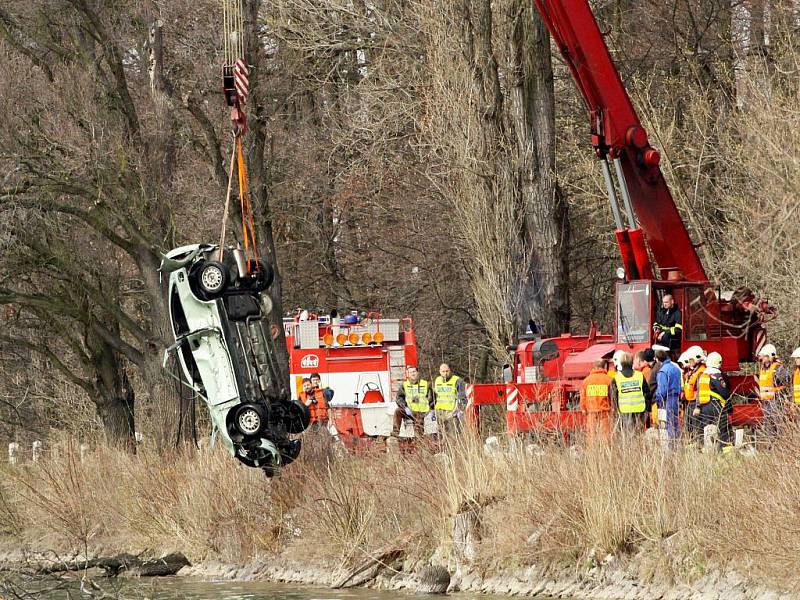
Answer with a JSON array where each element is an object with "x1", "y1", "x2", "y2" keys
[
  {"x1": 1, "y1": 544, "x2": 788, "y2": 600},
  {"x1": 1, "y1": 431, "x2": 798, "y2": 599}
]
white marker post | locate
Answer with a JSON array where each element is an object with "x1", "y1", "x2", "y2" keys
[
  {"x1": 8, "y1": 442, "x2": 19, "y2": 466},
  {"x1": 32, "y1": 440, "x2": 42, "y2": 462}
]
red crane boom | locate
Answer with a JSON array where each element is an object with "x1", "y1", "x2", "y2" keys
[{"x1": 533, "y1": 0, "x2": 707, "y2": 282}]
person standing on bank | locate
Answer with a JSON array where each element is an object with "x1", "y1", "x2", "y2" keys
[
  {"x1": 392, "y1": 365, "x2": 433, "y2": 438},
  {"x1": 610, "y1": 352, "x2": 651, "y2": 430},
  {"x1": 655, "y1": 345, "x2": 683, "y2": 443},
  {"x1": 580, "y1": 359, "x2": 614, "y2": 443},
  {"x1": 434, "y1": 363, "x2": 467, "y2": 435},
  {"x1": 693, "y1": 352, "x2": 733, "y2": 450}
]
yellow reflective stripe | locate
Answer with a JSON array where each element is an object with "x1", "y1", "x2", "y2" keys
[
  {"x1": 586, "y1": 384, "x2": 608, "y2": 397},
  {"x1": 708, "y1": 391, "x2": 726, "y2": 407}
]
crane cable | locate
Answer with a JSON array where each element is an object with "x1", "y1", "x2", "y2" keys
[{"x1": 218, "y1": 0, "x2": 259, "y2": 274}]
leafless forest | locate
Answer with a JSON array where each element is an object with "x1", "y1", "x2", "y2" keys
[{"x1": 1, "y1": 0, "x2": 798, "y2": 447}]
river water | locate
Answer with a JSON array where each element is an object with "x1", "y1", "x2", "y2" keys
[{"x1": 20, "y1": 577, "x2": 535, "y2": 600}]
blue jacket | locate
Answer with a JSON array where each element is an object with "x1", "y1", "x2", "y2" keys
[{"x1": 655, "y1": 358, "x2": 682, "y2": 407}]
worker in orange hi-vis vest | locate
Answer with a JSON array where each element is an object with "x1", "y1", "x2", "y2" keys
[
  {"x1": 634, "y1": 350, "x2": 657, "y2": 427},
  {"x1": 299, "y1": 377, "x2": 329, "y2": 426},
  {"x1": 792, "y1": 348, "x2": 800, "y2": 415},
  {"x1": 682, "y1": 345, "x2": 707, "y2": 443},
  {"x1": 580, "y1": 359, "x2": 614, "y2": 444},
  {"x1": 756, "y1": 344, "x2": 790, "y2": 438}
]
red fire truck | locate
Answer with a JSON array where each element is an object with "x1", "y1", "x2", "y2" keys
[
  {"x1": 467, "y1": 0, "x2": 775, "y2": 437},
  {"x1": 283, "y1": 312, "x2": 420, "y2": 447}
]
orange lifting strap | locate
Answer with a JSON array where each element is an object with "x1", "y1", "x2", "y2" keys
[
  {"x1": 217, "y1": 134, "x2": 260, "y2": 276},
  {"x1": 235, "y1": 135, "x2": 260, "y2": 270}
]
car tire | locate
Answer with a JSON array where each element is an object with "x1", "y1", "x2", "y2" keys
[
  {"x1": 194, "y1": 260, "x2": 230, "y2": 298},
  {"x1": 232, "y1": 403, "x2": 266, "y2": 437},
  {"x1": 235, "y1": 451, "x2": 280, "y2": 476},
  {"x1": 248, "y1": 259, "x2": 274, "y2": 292},
  {"x1": 262, "y1": 462, "x2": 279, "y2": 478},
  {"x1": 279, "y1": 439, "x2": 302, "y2": 466},
  {"x1": 284, "y1": 400, "x2": 311, "y2": 434}
]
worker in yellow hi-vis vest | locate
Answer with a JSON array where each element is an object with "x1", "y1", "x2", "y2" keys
[
  {"x1": 611, "y1": 352, "x2": 652, "y2": 431},
  {"x1": 792, "y1": 347, "x2": 800, "y2": 415},
  {"x1": 433, "y1": 363, "x2": 467, "y2": 435},
  {"x1": 392, "y1": 365, "x2": 433, "y2": 438}
]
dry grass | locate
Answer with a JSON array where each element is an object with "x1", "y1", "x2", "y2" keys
[{"x1": 2, "y1": 428, "x2": 800, "y2": 588}]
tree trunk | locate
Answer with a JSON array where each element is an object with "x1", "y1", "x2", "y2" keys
[
  {"x1": 731, "y1": 0, "x2": 752, "y2": 110},
  {"x1": 426, "y1": 0, "x2": 567, "y2": 357},
  {"x1": 86, "y1": 328, "x2": 135, "y2": 450},
  {"x1": 507, "y1": 1, "x2": 569, "y2": 336},
  {"x1": 93, "y1": 363, "x2": 135, "y2": 450}
]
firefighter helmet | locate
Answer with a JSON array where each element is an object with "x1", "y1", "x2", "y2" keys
[
  {"x1": 706, "y1": 352, "x2": 723, "y2": 369},
  {"x1": 686, "y1": 345, "x2": 706, "y2": 361},
  {"x1": 758, "y1": 344, "x2": 777, "y2": 357}
]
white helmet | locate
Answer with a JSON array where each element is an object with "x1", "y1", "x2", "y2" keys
[
  {"x1": 791, "y1": 347, "x2": 800, "y2": 359},
  {"x1": 686, "y1": 345, "x2": 706, "y2": 361},
  {"x1": 677, "y1": 351, "x2": 689, "y2": 367},
  {"x1": 758, "y1": 343, "x2": 778, "y2": 358},
  {"x1": 612, "y1": 349, "x2": 624, "y2": 368},
  {"x1": 706, "y1": 352, "x2": 723, "y2": 369}
]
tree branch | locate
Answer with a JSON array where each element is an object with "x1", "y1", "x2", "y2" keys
[{"x1": 0, "y1": 334, "x2": 94, "y2": 395}]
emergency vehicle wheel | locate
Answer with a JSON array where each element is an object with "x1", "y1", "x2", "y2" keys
[
  {"x1": 284, "y1": 400, "x2": 311, "y2": 434},
  {"x1": 195, "y1": 260, "x2": 229, "y2": 298},
  {"x1": 233, "y1": 403, "x2": 266, "y2": 436}
]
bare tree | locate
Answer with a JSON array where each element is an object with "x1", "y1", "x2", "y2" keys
[
  {"x1": 419, "y1": 0, "x2": 567, "y2": 358},
  {"x1": 0, "y1": 0, "x2": 290, "y2": 445}
]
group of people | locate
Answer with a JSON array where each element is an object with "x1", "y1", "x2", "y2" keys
[
  {"x1": 580, "y1": 338, "x2": 800, "y2": 449},
  {"x1": 391, "y1": 363, "x2": 467, "y2": 438},
  {"x1": 298, "y1": 372, "x2": 334, "y2": 427},
  {"x1": 296, "y1": 364, "x2": 469, "y2": 439}
]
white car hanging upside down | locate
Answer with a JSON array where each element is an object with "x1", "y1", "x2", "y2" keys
[{"x1": 159, "y1": 244, "x2": 310, "y2": 476}]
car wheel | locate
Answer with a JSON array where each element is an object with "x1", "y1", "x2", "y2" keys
[
  {"x1": 284, "y1": 400, "x2": 311, "y2": 434},
  {"x1": 195, "y1": 260, "x2": 229, "y2": 298},
  {"x1": 248, "y1": 259, "x2": 274, "y2": 292},
  {"x1": 232, "y1": 403, "x2": 266, "y2": 436},
  {"x1": 262, "y1": 462, "x2": 279, "y2": 478},
  {"x1": 280, "y1": 439, "x2": 302, "y2": 465}
]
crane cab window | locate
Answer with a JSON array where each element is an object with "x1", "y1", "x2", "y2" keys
[
  {"x1": 616, "y1": 282, "x2": 651, "y2": 344},
  {"x1": 684, "y1": 286, "x2": 722, "y2": 341}
]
